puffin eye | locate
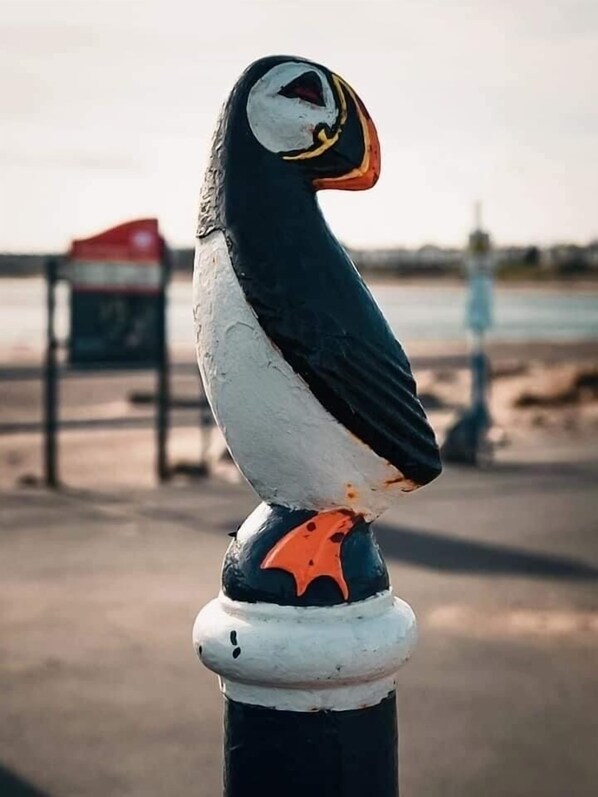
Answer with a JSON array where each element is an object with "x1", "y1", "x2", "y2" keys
[{"x1": 278, "y1": 71, "x2": 325, "y2": 107}]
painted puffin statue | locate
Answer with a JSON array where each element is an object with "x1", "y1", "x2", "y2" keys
[{"x1": 194, "y1": 55, "x2": 442, "y2": 604}]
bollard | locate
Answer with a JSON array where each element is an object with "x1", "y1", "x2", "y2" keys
[
  {"x1": 442, "y1": 203, "x2": 495, "y2": 465},
  {"x1": 192, "y1": 55, "x2": 442, "y2": 796}
]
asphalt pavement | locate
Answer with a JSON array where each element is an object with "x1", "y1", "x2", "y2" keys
[{"x1": 0, "y1": 440, "x2": 597, "y2": 797}]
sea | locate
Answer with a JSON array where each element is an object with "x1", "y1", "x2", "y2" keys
[{"x1": 1, "y1": 278, "x2": 597, "y2": 356}]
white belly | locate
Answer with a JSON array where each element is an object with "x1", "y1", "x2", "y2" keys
[{"x1": 193, "y1": 231, "x2": 413, "y2": 518}]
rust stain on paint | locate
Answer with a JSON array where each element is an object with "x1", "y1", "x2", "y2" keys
[
  {"x1": 401, "y1": 480, "x2": 419, "y2": 493},
  {"x1": 345, "y1": 483, "x2": 358, "y2": 502},
  {"x1": 382, "y1": 470, "x2": 419, "y2": 493},
  {"x1": 384, "y1": 475, "x2": 404, "y2": 487}
]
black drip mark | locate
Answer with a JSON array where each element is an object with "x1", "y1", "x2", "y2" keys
[
  {"x1": 230, "y1": 630, "x2": 241, "y2": 659},
  {"x1": 306, "y1": 522, "x2": 316, "y2": 532},
  {"x1": 198, "y1": 645, "x2": 203, "y2": 656}
]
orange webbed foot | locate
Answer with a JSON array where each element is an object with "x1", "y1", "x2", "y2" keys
[{"x1": 260, "y1": 509, "x2": 359, "y2": 600}]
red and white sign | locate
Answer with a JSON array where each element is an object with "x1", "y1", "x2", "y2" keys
[{"x1": 68, "y1": 219, "x2": 163, "y2": 293}]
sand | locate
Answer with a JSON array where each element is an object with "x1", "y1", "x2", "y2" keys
[{"x1": 1, "y1": 338, "x2": 597, "y2": 491}]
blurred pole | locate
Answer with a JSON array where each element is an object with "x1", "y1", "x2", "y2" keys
[
  {"x1": 43, "y1": 257, "x2": 59, "y2": 488},
  {"x1": 470, "y1": 330, "x2": 490, "y2": 427},
  {"x1": 197, "y1": 371, "x2": 209, "y2": 475},
  {"x1": 441, "y1": 203, "x2": 494, "y2": 464},
  {"x1": 156, "y1": 243, "x2": 170, "y2": 482}
]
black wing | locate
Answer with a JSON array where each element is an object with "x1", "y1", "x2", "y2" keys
[{"x1": 229, "y1": 227, "x2": 442, "y2": 487}]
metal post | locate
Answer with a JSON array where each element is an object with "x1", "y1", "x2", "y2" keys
[
  {"x1": 442, "y1": 203, "x2": 494, "y2": 464},
  {"x1": 156, "y1": 244, "x2": 170, "y2": 482},
  {"x1": 470, "y1": 330, "x2": 490, "y2": 428},
  {"x1": 43, "y1": 257, "x2": 59, "y2": 488},
  {"x1": 197, "y1": 371, "x2": 210, "y2": 476},
  {"x1": 191, "y1": 54, "x2": 441, "y2": 796}
]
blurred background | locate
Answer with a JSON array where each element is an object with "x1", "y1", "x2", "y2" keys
[{"x1": 1, "y1": 1, "x2": 597, "y2": 795}]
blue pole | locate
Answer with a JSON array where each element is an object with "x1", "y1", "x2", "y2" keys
[{"x1": 441, "y1": 207, "x2": 494, "y2": 464}]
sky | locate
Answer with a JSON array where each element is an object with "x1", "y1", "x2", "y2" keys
[{"x1": 1, "y1": 0, "x2": 597, "y2": 252}]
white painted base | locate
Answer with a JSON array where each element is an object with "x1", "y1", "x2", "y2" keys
[{"x1": 193, "y1": 590, "x2": 417, "y2": 712}]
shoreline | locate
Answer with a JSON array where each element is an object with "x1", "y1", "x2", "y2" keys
[{"x1": 2, "y1": 272, "x2": 598, "y2": 292}]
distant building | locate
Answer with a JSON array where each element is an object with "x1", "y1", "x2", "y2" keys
[
  {"x1": 347, "y1": 245, "x2": 462, "y2": 276},
  {"x1": 587, "y1": 241, "x2": 598, "y2": 269},
  {"x1": 0, "y1": 253, "x2": 48, "y2": 277},
  {"x1": 543, "y1": 244, "x2": 593, "y2": 274},
  {"x1": 2, "y1": 241, "x2": 598, "y2": 278}
]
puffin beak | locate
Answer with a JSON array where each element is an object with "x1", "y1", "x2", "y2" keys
[{"x1": 313, "y1": 76, "x2": 381, "y2": 192}]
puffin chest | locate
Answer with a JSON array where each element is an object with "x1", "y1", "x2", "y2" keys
[{"x1": 192, "y1": 230, "x2": 407, "y2": 516}]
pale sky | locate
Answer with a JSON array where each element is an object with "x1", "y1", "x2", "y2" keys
[{"x1": 1, "y1": 0, "x2": 597, "y2": 252}]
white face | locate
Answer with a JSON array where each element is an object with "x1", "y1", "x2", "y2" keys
[{"x1": 246, "y1": 62, "x2": 339, "y2": 155}]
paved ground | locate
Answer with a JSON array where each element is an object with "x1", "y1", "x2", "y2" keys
[
  {"x1": 4, "y1": 340, "x2": 597, "y2": 438},
  {"x1": 1, "y1": 440, "x2": 597, "y2": 796}
]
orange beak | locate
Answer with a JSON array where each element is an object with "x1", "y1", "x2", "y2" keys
[{"x1": 313, "y1": 82, "x2": 381, "y2": 192}]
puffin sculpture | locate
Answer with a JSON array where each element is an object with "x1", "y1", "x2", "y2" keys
[{"x1": 194, "y1": 55, "x2": 442, "y2": 605}]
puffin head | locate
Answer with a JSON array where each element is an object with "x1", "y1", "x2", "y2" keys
[{"x1": 239, "y1": 56, "x2": 380, "y2": 192}]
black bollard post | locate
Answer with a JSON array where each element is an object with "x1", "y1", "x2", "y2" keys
[
  {"x1": 43, "y1": 256, "x2": 59, "y2": 488},
  {"x1": 223, "y1": 694, "x2": 399, "y2": 797},
  {"x1": 194, "y1": 510, "x2": 416, "y2": 797},
  {"x1": 192, "y1": 55, "x2": 441, "y2": 796}
]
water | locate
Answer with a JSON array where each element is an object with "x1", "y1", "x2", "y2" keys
[
  {"x1": 1, "y1": 278, "x2": 597, "y2": 356},
  {"x1": 369, "y1": 283, "x2": 598, "y2": 342},
  {"x1": 170, "y1": 280, "x2": 598, "y2": 345}
]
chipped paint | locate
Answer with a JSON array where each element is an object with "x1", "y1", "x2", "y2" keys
[{"x1": 345, "y1": 483, "x2": 358, "y2": 501}]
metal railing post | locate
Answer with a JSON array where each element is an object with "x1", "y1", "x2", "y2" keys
[
  {"x1": 156, "y1": 243, "x2": 170, "y2": 482},
  {"x1": 43, "y1": 256, "x2": 59, "y2": 488}
]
